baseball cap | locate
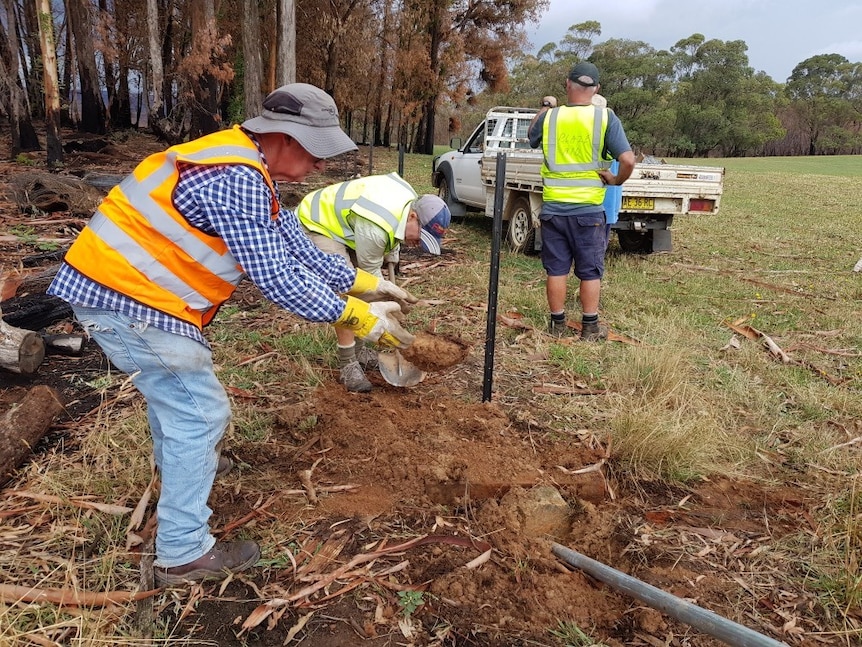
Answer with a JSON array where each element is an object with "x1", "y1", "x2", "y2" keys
[
  {"x1": 412, "y1": 194, "x2": 451, "y2": 255},
  {"x1": 568, "y1": 62, "x2": 600, "y2": 87},
  {"x1": 242, "y1": 83, "x2": 358, "y2": 159}
]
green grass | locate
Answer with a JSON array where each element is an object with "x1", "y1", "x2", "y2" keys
[{"x1": 3, "y1": 153, "x2": 862, "y2": 642}]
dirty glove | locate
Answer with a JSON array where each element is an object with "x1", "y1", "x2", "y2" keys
[
  {"x1": 335, "y1": 296, "x2": 415, "y2": 349},
  {"x1": 348, "y1": 268, "x2": 417, "y2": 309}
]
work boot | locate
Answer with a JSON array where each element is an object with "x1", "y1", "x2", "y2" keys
[
  {"x1": 580, "y1": 322, "x2": 609, "y2": 342},
  {"x1": 216, "y1": 455, "x2": 234, "y2": 479},
  {"x1": 155, "y1": 540, "x2": 261, "y2": 586},
  {"x1": 340, "y1": 361, "x2": 372, "y2": 393},
  {"x1": 355, "y1": 344, "x2": 379, "y2": 371},
  {"x1": 547, "y1": 318, "x2": 571, "y2": 337}
]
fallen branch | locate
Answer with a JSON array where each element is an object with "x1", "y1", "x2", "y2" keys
[
  {"x1": 5, "y1": 490, "x2": 133, "y2": 515},
  {"x1": 674, "y1": 262, "x2": 834, "y2": 300},
  {"x1": 725, "y1": 320, "x2": 844, "y2": 386},
  {"x1": 533, "y1": 383, "x2": 607, "y2": 396},
  {"x1": 214, "y1": 494, "x2": 279, "y2": 537},
  {"x1": 0, "y1": 583, "x2": 160, "y2": 607}
]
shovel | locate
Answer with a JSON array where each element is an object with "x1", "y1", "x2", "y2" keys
[{"x1": 377, "y1": 349, "x2": 425, "y2": 387}]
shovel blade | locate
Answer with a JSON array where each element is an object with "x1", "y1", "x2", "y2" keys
[{"x1": 378, "y1": 350, "x2": 426, "y2": 387}]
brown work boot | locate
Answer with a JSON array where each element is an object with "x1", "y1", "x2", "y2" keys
[
  {"x1": 580, "y1": 322, "x2": 609, "y2": 342},
  {"x1": 547, "y1": 318, "x2": 571, "y2": 337},
  {"x1": 340, "y1": 360, "x2": 372, "y2": 392},
  {"x1": 155, "y1": 540, "x2": 260, "y2": 586}
]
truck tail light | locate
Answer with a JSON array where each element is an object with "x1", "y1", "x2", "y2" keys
[{"x1": 689, "y1": 199, "x2": 715, "y2": 212}]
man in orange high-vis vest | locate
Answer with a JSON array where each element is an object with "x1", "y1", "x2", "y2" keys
[{"x1": 48, "y1": 83, "x2": 417, "y2": 587}]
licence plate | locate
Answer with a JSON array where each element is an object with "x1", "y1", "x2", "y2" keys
[{"x1": 622, "y1": 196, "x2": 655, "y2": 210}]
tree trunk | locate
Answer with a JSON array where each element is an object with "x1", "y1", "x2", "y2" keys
[
  {"x1": 35, "y1": 0, "x2": 63, "y2": 165},
  {"x1": 275, "y1": 0, "x2": 296, "y2": 85},
  {"x1": 0, "y1": 0, "x2": 40, "y2": 154},
  {"x1": 65, "y1": 0, "x2": 107, "y2": 135},
  {"x1": 146, "y1": 0, "x2": 164, "y2": 122},
  {"x1": 189, "y1": 0, "x2": 219, "y2": 138},
  {"x1": 0, "y1": 307, "x2": 45, "y2": 375},
  {"x1": 242, "y1": 0, "x2": 263, "y2": 119},
  {"x1": 18, "y1": 0, "x2": 42, "y2": 121},
  {"x1": 98, "y1": 0, "x2": 116, "y2": 128},
  {"x1": 0, "y1": 385, "x2": 64, "y2": 486},
  {"x1": 420, "y1": 1, "x2": 444, "y2": 155}
]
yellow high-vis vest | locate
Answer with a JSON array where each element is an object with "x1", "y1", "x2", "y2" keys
[
  {"x1": 541, "y1": 105, "x2": 613, "y2": 204},
  {"x1": 63, "y1": 126, "x2": 279, "y2": 329},
  {"x1": 296, "y1": 172, "x2": 417, "y2": 251}
]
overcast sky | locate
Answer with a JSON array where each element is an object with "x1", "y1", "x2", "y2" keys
[{"x1": 526, "y1": 0, "x2": 862, "y2": 83}]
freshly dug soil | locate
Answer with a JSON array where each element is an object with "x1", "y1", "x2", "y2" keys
[{"x1": 400, "y1": 331, "x2": 469, "y2": 371}]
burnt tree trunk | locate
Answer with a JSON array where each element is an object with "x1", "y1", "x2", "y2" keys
[{"x1": 0, "y1": 385, "x2": 64, "y2": 485}]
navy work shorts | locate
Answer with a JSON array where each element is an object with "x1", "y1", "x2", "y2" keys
[{"x1": 540, "y1": 212, "x2": 608, "y2": 280}]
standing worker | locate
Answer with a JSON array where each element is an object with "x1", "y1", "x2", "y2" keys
[
  {"x1": 47, "y1": 83, "x2": 415, "y2": 586},
  {"x1": 529, "y1": 62, "x2": 636, "y2": 340},
  {"x1": 297, "y1": 174, "x2": 451, "y2": 392}
]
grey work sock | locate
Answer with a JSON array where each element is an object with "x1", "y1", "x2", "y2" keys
[{"x1": 336, "y1": 343, "x2": 357, "y2": 368}]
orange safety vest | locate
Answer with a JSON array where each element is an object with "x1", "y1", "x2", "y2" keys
[{"x1": 63, "y1": 126, "x2": 279, "y2": 329}]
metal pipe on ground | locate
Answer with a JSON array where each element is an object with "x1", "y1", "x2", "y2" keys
[{"x1": 551, "y1": 543, "x2": 789, "y2": 647}]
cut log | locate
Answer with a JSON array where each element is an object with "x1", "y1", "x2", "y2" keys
[
  {"x1": 43, "y1": 333, "x2": 86, "y2": 356},
  {"x1": 0, "y1": 307, "x2": 45, "y2": 374},
  {"x1": 0, "y1": 385, "x2": 64, "y2": 485}
]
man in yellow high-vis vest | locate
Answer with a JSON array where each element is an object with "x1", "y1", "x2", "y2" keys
[
  {"x1": 529, "y1": 62, "x2": 636, "y2": 340},
  {"x1": 297, "y1": 175, "x2": 450, "y2": 391}
]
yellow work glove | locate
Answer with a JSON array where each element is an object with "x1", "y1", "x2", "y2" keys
[
  {"x1": 335, "y1": 296, "x2": 415, "y2": 349},
  {"x1": 348, "y1": 268, "x2": 418, "y2": 311}
]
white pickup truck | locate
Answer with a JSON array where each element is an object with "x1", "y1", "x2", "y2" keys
[{"x1": 431, "y1": 106, "x2": 725, "y2": 253}]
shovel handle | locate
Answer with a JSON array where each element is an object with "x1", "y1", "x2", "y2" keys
[{"x1": 387, "y1": 261, "x2": 398, "y2": 285}]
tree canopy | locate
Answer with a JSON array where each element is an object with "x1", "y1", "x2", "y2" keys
[{"x1": 0, "y1": 3, "x2": 859, "y2": 158}]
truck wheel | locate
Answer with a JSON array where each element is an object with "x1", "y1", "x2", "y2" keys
[
  {"x1": 507, "y1": 196, "x2": 537, "y2": 254},
  {"x1": 438, "y1": 176, "x2": 453, "y2": 204},
  {"x1": 617, "y1": 230, "x2": 654, "y2": 254}
]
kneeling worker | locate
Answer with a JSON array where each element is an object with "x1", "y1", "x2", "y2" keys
[{"x1": 297, "y1": 173, "x2": 451, "y2": 392}]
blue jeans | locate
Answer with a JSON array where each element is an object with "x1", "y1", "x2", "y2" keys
[{"x1": 72, "y1": 306, "x2": 230, "y2": 567}]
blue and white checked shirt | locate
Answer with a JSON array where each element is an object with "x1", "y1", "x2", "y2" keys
[{"x1": 48, "y1": 135, "x2": 355, "y2": 347}]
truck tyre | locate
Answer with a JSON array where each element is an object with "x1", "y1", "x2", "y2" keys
[
  {"x1": 437, "y1": 175, "x2": 468, "y2": 221},
  {"x1": 617, "y1": 230, "x2": 654, "y2": 254},
  {"x1": 506, "y1": 196, "x2": 536, "y2": 254}
]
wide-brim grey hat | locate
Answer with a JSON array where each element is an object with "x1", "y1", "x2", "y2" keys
[{"x1": 242, "y1": 83, "x2": 357, "y2": 159}]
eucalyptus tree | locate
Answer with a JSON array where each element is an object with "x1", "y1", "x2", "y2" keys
[
  {"x1": 409, "y1": 0, "x2": 550, "y2": 154},
  {"x1": 0, "y1": 0, "x2": 39, "y2": 153},
  {"x1": 786, "y1": 54, "x2": 856, "y2": 155},
  {"x1": 589, "y1": 38, "x2": 674, "y2": 155},
  {"x1": 65, "y1": 0, "x2": 106, "y2": 133}
]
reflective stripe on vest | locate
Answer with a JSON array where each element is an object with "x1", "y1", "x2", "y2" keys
[
  {"x1": 297, "y1": 173, "x2": 416, "y2": 250},
  {"x1": 63, "y1": 127, "x2": 279, "y2": 328},
  {"x1": 541, "y1": 106, "x2": 612, "y2": 204}
]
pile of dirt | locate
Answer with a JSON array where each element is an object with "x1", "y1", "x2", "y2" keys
[{"x1": 400, "y1": 331, "x2": 470, "y2": 372}]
